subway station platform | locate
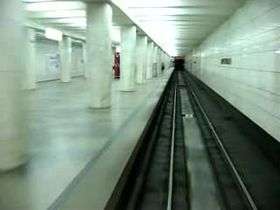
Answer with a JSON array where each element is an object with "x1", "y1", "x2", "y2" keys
[
  {"x1": 0, "y1": 70, "x2": 172, "y2": 210},
  {"x1": 1, "y1": 1, "x2": 280, "y2": 210}
]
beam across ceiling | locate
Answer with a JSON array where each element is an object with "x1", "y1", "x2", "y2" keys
[{"x1": 23, "y1": 0, "x2": 246, "y2": 56}]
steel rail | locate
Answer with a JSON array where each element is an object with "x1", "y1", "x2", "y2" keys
[
  {"x1": 166, "y1": 86, "x2": 177, "y2": 210},
  {"x1": 186, "y1": 77, "x2": 258, "y2": 210}
]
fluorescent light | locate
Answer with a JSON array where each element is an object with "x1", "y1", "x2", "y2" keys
[
  {"x1": 22, "y1": 0, "x2": 55, "y2": 2},
  {"x1": 116, "y1": 46, "x2": 121, "y2": 52},
  {"x1": 25, "y1": 1, "x2": 85, "y2": 11},
  {"x1": 45, "y1": 28, "x2": 63, "y2": 41},
  {"x1": 55, "y1": 18, "x2": 86, "y2": 24},
  {"x1": 112, "y1": 27, "x2": 121, "y2": 43},
  {"x1": 28, "y1": 10, "x2": 86, "y2": 19}
]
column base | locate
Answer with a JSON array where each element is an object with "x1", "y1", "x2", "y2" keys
[
  {"x1": 89, "y1": 106, "x2": 111, "y2": 110},
  {"x1": 0, "y1": 154, "x2": 27, "y2": 172},
  {"x1": 120, "y1": 89, "x2": 136, "y2": 92},
  {"x1": 61, "y1": 80, "x2": 71, "y2": 83},
  {"x1": 25, "y1": 81, "x2": 37, "y2": 90},
  {"x1": 25, "y1": 86, "x2": 36, "y2": 91}
]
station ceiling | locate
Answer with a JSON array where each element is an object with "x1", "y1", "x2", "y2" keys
[{"x1": 23, "y1": 0, "x2": 246, "y2": 56}]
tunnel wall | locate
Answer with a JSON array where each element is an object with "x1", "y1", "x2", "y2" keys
[{"x1": 186, "y1": 0, "x2": 280, "y2": 141}]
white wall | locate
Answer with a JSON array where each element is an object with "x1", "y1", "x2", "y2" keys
[
  {"x1": 35, "y1": 38, "x2": 84, "y2": 82},
  {"x1": 35, "y1": 39, "x2": 60, "y2": 81},
  {"x1": 71, "y1": 43, "x2": 84, "y2": 77},
  {"x1": 187, "y1": 0, "x2": 280, "y2": 141}
]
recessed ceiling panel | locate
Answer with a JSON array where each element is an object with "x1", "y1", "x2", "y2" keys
[
  {"x1": 23, "y1": 0, "x2": 246, "y2": 55},
  {"x1": 120, "y1": 0, "x2": 246, "y2": 55}
]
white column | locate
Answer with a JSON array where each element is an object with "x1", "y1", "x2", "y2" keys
[
  {"x1": 25, "y1": 28, "x2": 37, "y2": 89},
  {"x1": 136, "y1": 35, "x2": 147, "y2": 84},
  {"x1": 153, "y1": 46, "x2": 157, "y2": 77},
  {"x1": 165, "y1": 54, "x2": 170, "y2": 70},
  {"x1": 142, "y1": 36, "x2": 148, "y2": 82},
  {"x1": 157, "y1": 49, "x2": 162, "y2": 75},
  {"x1": 146, "y1": 41, "x2": 153, "y2": 79},
  {"x1": 59, "y1": 36, "x2": 72, "y2": 83},
  {"x1": 154, "y1": 46, "x2": 160, "y2": 77},
  {"x1": 165, "y1": 54, "x2": 168, "y2": 71},
  {"x1": 82, "y1": 42, "x2": 88, "y2": 78},
  {"x1": 163, "y1": 53, "x2": 166, "y2": 71},
  {"x1": 0, "y1": 0, "x2": 27, "y2": 171},
  {"x1": 164, "y1": 53, "x2": 167, "y2": 71},
  {"x1": 152, "y1": 44, "x2": 157, "y2": 77},
  {"x1": 142, "y1": 38, "x2": 149, "y2": 81},
  {"x1": 87, "y1": 3, "x2": 112, "y2": 108},
  {"x1": 120, "y1": 25, "x2": 136, "y2": 91},
  {"x1": 151, "y1": 42, "x2": 155, "y2": 78},
  {"x1": 161, "y1": 51, "x2": 165, "y2": 73}
]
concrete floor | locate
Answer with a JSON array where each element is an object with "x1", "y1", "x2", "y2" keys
[
  {"x1": 0, "y1": 70, "x2": 172, "y2": 210},
  {"x1": 181, "y1": 88, "x2": 223, "y2": 210}
]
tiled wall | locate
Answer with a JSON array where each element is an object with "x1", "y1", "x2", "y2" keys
[
  {"x1": 186, "y1": 0, "x2": 280, "y2": 141},
  {"x1": 71, "y1": 44, "x2": 84, "y2": 77},
  {"x1": 35, "y1": 39, "x2": 60, "y2": 81},
  {"x1": 35, "y1": 39, "x2": 84, "y2": 82}
]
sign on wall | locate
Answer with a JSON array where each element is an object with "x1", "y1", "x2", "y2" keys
[
  {"x1": 46, "y1": 53, "x2": 60, "y2": 73},
  {"x1": 221, "y1": 58, "x2": 232, "y2": 65}
]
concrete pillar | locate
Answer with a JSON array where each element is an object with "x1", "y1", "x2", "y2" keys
[
  {"x1": 0, "y1": 0, "x2": 27, "y2": 171},
  {"x1": 163, "y1": 53, "x2": 166, "y2": 71},
  {"x1": 151, "y1": 42, "x2": 155, "y2": 78},
  {"x1": 165, "y1": 54, "x2": 170, "y2": 70},
  {"x1": 163, "y1": 53, "x2": 166, "y2": 70},
  {"x1": 143, "y1": 39, "x2": 149, "y2": 81},
  {"x1": 164, "y1": 54, "x2": 168, "y2": 71},
  {"x1": 163, "y1": 52, "x2": 167, "y2": 72},
  {"x1": 120, "y1": 25, "x2": 136, "y2": 91},
  {"x1": 150, "y1": 44, "x2": 154, "y2": 77},
  {"x1": 59, "y1": 36, "x2": 72, "y2": 82},
  {"x1": 25, "y1": 28, "x2": 37, "y2": 89},
  {"x1": 155, "y1": 46, "x2": 160, "y2": 77},
  {"x1": 86, "y1": 2, "x2": 112, "y2": 108},
  {"x1": 161, "y1": 51, "x2": 165, "y2": 73},
  {"x1": 152, "y1": 44, "x2": 157, "y2": 77},
  {"x1": 136, "y1": 35, "x2": 147, "y2": 84},
  {"x1": 82, "y1": 42, "x2": 88, "y2": 78},
  {"x1": 142, "y1": 36, "x2": 148, "y2": 82},
  {"x1": 163, "y1": 52, "x2": 167, "y2": 71},
  {"x1": 146, "y1": 41, "x2": 153, "y2": 79},
  {"x1": 157, "y1": 49, "x2": 162, "y2": 75},
  {"x1": 153, "y1": 46, "x2": 157, "y2": 77}
]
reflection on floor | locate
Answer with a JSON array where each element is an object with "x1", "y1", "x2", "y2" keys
[{"x1": 0, "y1": 71, "x2": 172, "y2": 210}]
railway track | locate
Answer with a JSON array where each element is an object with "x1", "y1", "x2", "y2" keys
[
  {"x1": 106, "y1": 68, "x2": 280, "y2": 210},
  {"x1": 182, "y1": 71, "x2": 256, "y2": 210},
  {"x1": 105, "y1": 72, "x2": 189, "y2": 210},
  {"x1": 182, "y1": 70, "x2": 280, "y2": 210}
]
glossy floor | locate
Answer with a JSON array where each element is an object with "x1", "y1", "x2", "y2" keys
[{"x1": 0, "y1": 70, "x2": 172, "y2": 210}]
